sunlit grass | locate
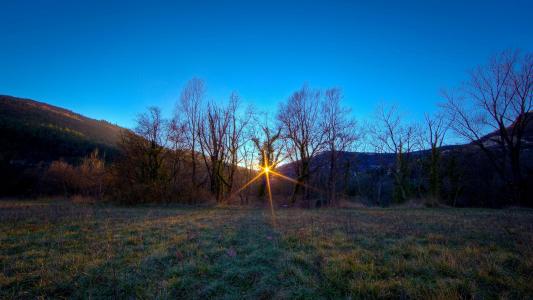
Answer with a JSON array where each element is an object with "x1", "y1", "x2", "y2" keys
[{"x1": 0, "y1": 200, "x2": 532, "y2": 298}]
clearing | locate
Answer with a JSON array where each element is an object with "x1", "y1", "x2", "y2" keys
[{"x1": 1, "y1": 200, "x2": 532, "y2": 299}]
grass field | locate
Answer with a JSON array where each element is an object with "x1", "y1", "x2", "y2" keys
[{"x1": 1, "y1": 200, "x2": 532, "y2": 299}]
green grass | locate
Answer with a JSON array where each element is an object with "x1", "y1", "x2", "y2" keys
[{"x1": 1, "y1": 200, "x2": 532, "y2": 299}]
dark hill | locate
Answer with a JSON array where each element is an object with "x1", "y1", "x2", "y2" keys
[
  {"x1": 0, "y1": 95, "x2": 125, "y2": 196},
  {"x1": 0, "y1": 95, "x2": 123, "y2": 164}
]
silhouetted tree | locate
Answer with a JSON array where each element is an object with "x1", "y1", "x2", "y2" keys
[
  {"x1": 168, "y1": 115, "x2": 189, "y2": 201},
  {"x1": 278, "y1": 85, "x2": 327, "y2": 206},
  {"x1": 252, "y1": 117, "x2": 283, "y2": 200},
  {"x1": 420, "y1": 112, "x2": 449, "y2": 205},
  {"x1": 114, "y1": 107, "x2": 169, "y2": 203},
  {"x1": 198, "y1": 94, "x2": 248, "y2": 202},
  {"x1": 370, "y1": 105, "x2": 419, "y2": 203},
  {"x1": 322, "y1": 88, "x2": 358, "y2": 205},
  {"x1": 443, "y1": 50, "x2": 532, "y2": 205},
  {"x1": 179, "y1": 78, "x2": 205, "y2": 191}
]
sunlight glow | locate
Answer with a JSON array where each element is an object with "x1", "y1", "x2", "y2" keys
[{"x1": 232, "y1": 158, "x2": 322, "y2": 227}]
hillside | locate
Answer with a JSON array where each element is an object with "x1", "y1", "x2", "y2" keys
[
  {"x1": 0, "y1": 95, "x2": 125, "y2": 195},
  {"x1": 0, "y1": 95, "x2": 123, "y2": 164}
]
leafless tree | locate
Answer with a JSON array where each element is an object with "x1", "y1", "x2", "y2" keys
[
  {"x1": 46, "y1": 160, "x2": 76, "y2": 197},
  {"x1": 225, "y1": 93, "x2": 252, "y2": 197},
  {"x1": 369, "y1": 105, "x2": 420, "y2": 203},
  {"x1": 420, "y1": 112, "x2": 449, "y2": 204},
  {"x1": 443, "y1": 50, "x2": 532, "y2": 204},
  {"x1": 178, "y1": 78, "x2": 205, "y2": 190},
  {"x1": 78, "y1": 149, "x2": 107, "y2": 199},
  {"x1": 168, "y1": 115, "x2": 188, "y2": 201},
  {"x1": 321, "y1": 88, "x2": 358, "y2": 205},
  {"x1": 197, "y1": 93, "x2": 249, "y2": 202},
  {"x1": 252, "y1": 114, "x2": 284, "y2": 200},
  {"x1": 277, "y1": 85, "x2": 327, "y2": 205},
  {"x1": 238, "y1": 135, "x2": 257, "y2": 204},
  {"x1": 135, "y1": 107, "x2": 168, "y2": 186},
  {"x1": 198, "y1": 102, "x2": 228, "y2": 202},
  {"x1": 114, "y1": 107, "x2": 169, "y2": 203}
]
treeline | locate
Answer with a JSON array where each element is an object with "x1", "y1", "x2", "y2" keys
[{"x1": 35, "y1": 50, "x2": 533, "y2": 207}]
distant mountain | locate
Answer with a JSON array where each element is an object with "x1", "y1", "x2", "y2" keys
[
  {"x1": 0, "y1": 95, "x2": 124, "y2": 165},
  {"x1": 277, "y1": 146, "x2": 462, "y2": 177},
  {"x1": 476, "y1": 112, "x2": 533, "y2": 148},
  {"x1": 277, "y1": 113, "x2": 533, "y2": 177}
]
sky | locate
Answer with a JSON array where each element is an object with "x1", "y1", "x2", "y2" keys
[{"x1": 1, "y1": 0, "x2": 532, "y2": 128}]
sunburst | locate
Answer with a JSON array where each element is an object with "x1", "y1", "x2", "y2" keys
[{"x1": 232, "y1": 155, "x2": 322, "y2": 226}]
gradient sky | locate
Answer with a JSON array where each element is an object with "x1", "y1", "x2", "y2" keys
[{"x1": 1, "y1": 0, "x2": 532, "y2": 128}]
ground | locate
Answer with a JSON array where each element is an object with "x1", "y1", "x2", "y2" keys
[{"x1": 1, "y1": 200, "x2": 532, "y2": 299}]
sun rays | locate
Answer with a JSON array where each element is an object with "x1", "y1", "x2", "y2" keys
[{"x1": 231, "y1": 156, "x2": 323, "y2": 226}]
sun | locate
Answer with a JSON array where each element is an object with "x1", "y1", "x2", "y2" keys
[{"x1": 263, "y1": 166, "x2": 270, "y2": 174}]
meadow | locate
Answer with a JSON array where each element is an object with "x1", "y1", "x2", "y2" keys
[{"x1": 1, "y1": 200, "x2": 532, "y2": 299}]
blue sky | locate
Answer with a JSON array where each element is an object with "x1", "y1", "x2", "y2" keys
[{"x1": 1, "y1": 0, "x2": 532, "y2": 128}]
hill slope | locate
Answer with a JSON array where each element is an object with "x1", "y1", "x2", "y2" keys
[
  {"x1": 0, "y1": 95, "x2": 123, "y2": 164},
  {"x1": 0, "y1": 95, "x2": 126, "y2": 195}
]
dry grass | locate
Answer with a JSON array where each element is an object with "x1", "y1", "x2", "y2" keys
[{"x1": 1, "y1": 199, "x2": 532, "y2": 299}]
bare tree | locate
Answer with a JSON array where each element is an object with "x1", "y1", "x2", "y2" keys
[
  {"x1": 114, "y1": 107, "x2": 169, "y2": 203},
  {"x1": 277, "y1": 85, "x2": 327, "y2": 205},
  {"x1": 168, "y1": 115, "x2": 188, "y2": 201},
  {"x1": 443, "y1": 50, "x2": 532, "y2": 204},
  {"x1": 135, "y1": 107, "x2": 168, "y2": 188},
  {"x1": 251, "y1": 114, "x2": 284, "y2": 200},
  {"x1": 179, "y1": 78, "x2": 205, "y2": 191},
  {"x1": 238, "y1": 134, "x2": 257, "y2": 204},
  {"x1": 197, "y1": 94, "x2": 249, "y2": 202},
  {"x1": 421, "y1": 112, "x2": 449, "y2": 204},
  {"x1": 321, "y1": 88, "x2": 358, "y2": 205},
  {"x1": 198, "y1": 102, "x2": 228, "y2": 202},
  {"x1": 225, "y1": 93, "x2": 251, "y2": 197},
  {"x1": 46, "y1": 160, "x2": 76, "y2": 198},
  {"x1": 78, "y1": 149, "x2": 107, "y2": 199},
  {"x1": 369, "y1": 105, "x2": 419, "y2": 203}
]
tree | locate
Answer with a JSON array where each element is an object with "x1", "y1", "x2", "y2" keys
[
  {"x1": 46, "y1": 160, "x2": 76, "y2": 197},
  {"x1": 421, "y1": 112, "x2": 449, "y2": 205},
  {"x1": 443, "y1": 50, "x2": 532, "y2": 205},
  {"x1": 225, "y1": 93, "x2": 251, "y2": 197},
  {"x1": 251, "y1": 116, "x2": 284, "y2": 200},
  {"x1": 277, "y1": 85, "x2": 327, "y2": 205},
  {"x1": 321, "y1": 88, "x2": 358, "y2": 205},
  {"x1": 168, "y1": 115, "x2": 189, "y2": 201},
  {"x1": 369, "y1": 105, "x2": 419, "y2": 203},
  {"x1": 238, "y1": 133, "x2": 257, "y2": 204},
  {"x1": 78, "y1": 149, "x2": 107, "y2": 199},
  {"x1": 114, "y1": 107, "x2": 169, "y2": 203},
  {"x1": 197, "y1": 94, "x2": 248, "y2": 202},
  {"x1": 179, "y1": 78, "x2": 205, "y2": 190}
]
